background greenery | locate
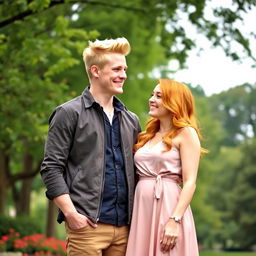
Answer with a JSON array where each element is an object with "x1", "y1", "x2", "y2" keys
[
  {"x1": 1, "y1": 0, "x2": 256, "y2": 252},
  {"x1": 200, "y1": 253, "x2": 255, "y2": 256}
]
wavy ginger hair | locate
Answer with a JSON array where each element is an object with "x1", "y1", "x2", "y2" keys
[{"x1": 134, "y1": 79, "x2": 208, "y2": 155}]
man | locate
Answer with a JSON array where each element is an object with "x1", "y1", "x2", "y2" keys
[{"x1": 40, "y1": 37, "x2": 141, "y2": 255}]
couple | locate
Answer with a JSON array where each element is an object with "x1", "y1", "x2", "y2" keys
[{"x1": 40, "y1": 37, "x2": 206, "y2": 256}]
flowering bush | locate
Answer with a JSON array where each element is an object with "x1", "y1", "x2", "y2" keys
[
  {"x1": 0, "y1": 238, "x2": 6, "y2": 252},
  {"x1": 0, "y1": 228, "x2": 66, "y2": 256}
]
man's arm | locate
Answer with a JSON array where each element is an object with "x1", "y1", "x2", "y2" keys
[
  {"x1": 40, "y1": 107, "x2": 73, "y2": 199},
  {"x1": 41, "y1": 106, "x2": 96, "y2": 229}
]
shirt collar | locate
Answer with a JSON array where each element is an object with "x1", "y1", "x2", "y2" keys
[{"x1": 82, "y1": 86, "x2": 126, "y2": 111}]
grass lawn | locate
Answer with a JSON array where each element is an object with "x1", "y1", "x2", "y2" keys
[{"x1": 200, "y1": 252, "x2": 255, "y2": 256}]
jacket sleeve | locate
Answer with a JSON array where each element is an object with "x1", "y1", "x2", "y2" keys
[
  {"x1": 40, "y1": 106, "x2": 76, "y2": 200},
  {"x1": 136, "y1": 116, "x2": 142, "y2": 134},
  {"x1": 133, "y1": 113, "x2": 142, "y2": 141}
]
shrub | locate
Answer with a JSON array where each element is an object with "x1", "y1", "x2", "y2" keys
[
  {"x1": 0, "y1": 215, "x2": 42, "y2": 237},
  {"x1": 0, "y1": 228, "x2": 66, "y2": 255}
]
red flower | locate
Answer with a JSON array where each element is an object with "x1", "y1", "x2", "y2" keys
[
  {"x1": 14, "y1": 239, "x2": 27, "y2": 249},
  {"x1": 1, "y1": 236, "x2": 8, "y2": 241},
  {"x1": 1, "y1": 229, "x2": 67, "y2": 255}
]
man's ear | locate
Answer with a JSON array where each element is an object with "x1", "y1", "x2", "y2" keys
[{"x1": 90, "y1": 65, "x2": 100, "y2": 78}]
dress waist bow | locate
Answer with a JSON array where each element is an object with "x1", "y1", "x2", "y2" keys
[{"x1": 139, "y1": 173, "x2": 181, "y2": 199}]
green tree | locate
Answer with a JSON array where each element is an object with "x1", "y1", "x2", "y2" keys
[
  {"x1": 205, "y1": 84, "x2": 256, "y2": 249},
  {"x1": 208, "y1": 141, "x2": 256, "y2": 250},
  {"x1": 225, "y1": 140, "x2": 256, "y2": 249},
  {"x1": 191, "y1": 93, "x2": 225, "y2": 248},
  {"x1": 2, "y1": 0, "x2": 255, "y2": 64},
  {"x1": 0, "y1": 0, "x2": 99, "y2": 215},
  {"x1": 209, "y1": 84, "x2": 256, "y2": 146},
  {"x1": 206, "y1": 146, "x2": 243, "y2": 249}
]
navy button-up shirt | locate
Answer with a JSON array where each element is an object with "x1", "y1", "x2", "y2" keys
[{"x1": 98, "y1": 102, "x2": 128, "y2": 226}]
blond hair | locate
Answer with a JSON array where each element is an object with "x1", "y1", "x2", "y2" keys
[{"x1": 83, "y1": 37, "x2": 130, "y2": 78}]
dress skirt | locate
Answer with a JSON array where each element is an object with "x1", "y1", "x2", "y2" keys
[{"x1": 126, "y1": 178, "x2": 199, "y2": 256}]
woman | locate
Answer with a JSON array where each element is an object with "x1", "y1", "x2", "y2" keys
[{"x1": 126, "y1": 79, "x2": 207, "y2": 256}]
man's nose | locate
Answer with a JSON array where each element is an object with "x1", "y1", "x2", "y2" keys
[{"x1": 119, "y1": 70, "x2": 127, "y2": 79}]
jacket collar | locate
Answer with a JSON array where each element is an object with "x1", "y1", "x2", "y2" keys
[
  {"x1": 82, "y1": 86, "x2": 126, "y2": 110},
  {"x1": 82, "y1": 87, "x2": 95, "y2": 108}
]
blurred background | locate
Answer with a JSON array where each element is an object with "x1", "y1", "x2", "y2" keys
[{"x1": 0, "y1": 0, "x2": 256, "y2": 255}]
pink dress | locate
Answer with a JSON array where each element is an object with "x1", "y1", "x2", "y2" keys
[{"x1": 126, "y1": 141, "x2": 199, "y2": 256}]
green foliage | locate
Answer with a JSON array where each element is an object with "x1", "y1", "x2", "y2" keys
[
  {"x1": 209, "y1": 84, "x2": 256, "y2": 146},
  {"x1": 203, "y1": 146, "x2": 243, "y2": 248},
  {"x1": 205, "y1": 85, "x2": 256, "y2": 249},
  {"x1": 200, "y1": 252, "x2": 255, "y2": 256},
  {"x1": 28, "y1": 0, "x2": 51, "y2": 12},
  {"x1": 225, "y1": 140, "x2": 256, "y2": 248},
  {"x1": 0, "y1": 1, "x2": 100, "y2": 151},
  {"x1": 0, "y1": 215, "x2": 42, "y2": 237},
  {"x1": 191, "y1": 95, "x2": 224, "y2": 248},
  {"x1": 0, "y1": 0, "x2": 99, "y2": 216}
]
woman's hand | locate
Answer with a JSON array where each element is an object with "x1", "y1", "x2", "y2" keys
[{"x1": 160, "y1": 219, "x2": 180, "y2": 252}]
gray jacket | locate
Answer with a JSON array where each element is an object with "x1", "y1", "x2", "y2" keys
[{"x1": 40, "y1": 87, "x2": 141, "y2": 223}]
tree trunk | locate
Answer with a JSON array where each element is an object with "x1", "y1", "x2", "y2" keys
[
  {"x1": 46, "y1": 200, "x2": 57, "y2": 237},
  {"x1": 0, "y1": 148, "x2": 10, "y2": 214},
  {"x1": 13, "y1": 152, "x2": 34, "y2": 216},
  {"x1": 19, "y1": 178, "x2": 33, "y2": 215},
  {"x1": 19, "y1": 153, "x2": 33, "y2": 215}
]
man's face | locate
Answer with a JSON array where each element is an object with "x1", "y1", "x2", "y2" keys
[{"x1": 97, "y1": 53, "x2": 128, "y2": 96}]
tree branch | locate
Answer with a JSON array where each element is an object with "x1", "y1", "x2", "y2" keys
[
  {"x1": 0, "y1": 0, "x2": 145, "y2": 28},
  {"x1": 0, "y1": 9, "x2": 33, "y2": 28},
  {"x1": 0, "y1": 0, "x2": 61, "y2": 28},
  {"x1": 11, "y1": 159, "x2": 42, "y2": 182}
]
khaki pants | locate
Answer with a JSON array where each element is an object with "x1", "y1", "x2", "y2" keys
[{"x1": 65, "y1": 222, "x2": 129, "y2": 256}]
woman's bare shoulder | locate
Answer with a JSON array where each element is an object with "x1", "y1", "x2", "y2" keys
[{"x1": 178, "y1": 127, "x2": 200, "y2": 146}]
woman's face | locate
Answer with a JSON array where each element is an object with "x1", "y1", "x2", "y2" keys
[{"x1": 149, "y1": 84, "x2": 171, "y2": 119}]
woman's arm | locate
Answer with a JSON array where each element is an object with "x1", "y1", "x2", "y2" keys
[
  {"x1": 161, "y1": 127, "x2": 201, "y2": 252},
  {"x1": 172, "y1": 126, "x2": 201, "y2": 217}
]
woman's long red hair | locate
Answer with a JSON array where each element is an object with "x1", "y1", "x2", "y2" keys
[{"x1": 134, "y1": 79, "x2": 208, "y2": 155}]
